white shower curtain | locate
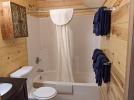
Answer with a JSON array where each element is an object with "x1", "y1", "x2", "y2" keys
[
  {"x1": 56, "y1": 25, "x2": 74, "y2": 82},
  {"x1": 50, "y1": 9, "x2": 74, "y2": 82}
]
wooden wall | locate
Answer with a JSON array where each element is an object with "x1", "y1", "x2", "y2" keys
[
  {"x1": 0, "y1": 0, "x2": 28, "y2": 77},
  {"x1": 27, "y1": 0, "x2": 95, "y2": 17},
  {"x1": 100, "y1": 0, "x2": 130, "y2": 100},
  {"x1": 36, "y1": 0, "x2": 84, "y2": 9}
]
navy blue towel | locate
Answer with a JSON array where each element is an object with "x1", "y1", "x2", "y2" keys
[
  {"x1": 93, "y1": 7, "x2": 112, "y2": 36},
  {"x1": 103, "y1": 62, "x2": 111, "y2": 83},
  {"x1": 92, "y1": 49, "x2": 104, "y2": 63},
  {"x1": 92, "y1": 49, "x2": 104, "y2": 71},
  {"x1": 92, "y1": 49, "x2": 111, "y2": 86}
]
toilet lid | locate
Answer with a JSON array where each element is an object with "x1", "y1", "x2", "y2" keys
[{"x1": 33, "y1": 87, "x2": 57, "y2": 99}]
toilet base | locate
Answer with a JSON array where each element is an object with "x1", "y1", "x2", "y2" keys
[{"x1": 28, "y1": 97, "x2": 57, "y2": 100}]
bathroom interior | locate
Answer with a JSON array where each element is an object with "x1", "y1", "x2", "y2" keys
[{"x1": 0, "y1": 0, "x2": 133, "y2": 100}]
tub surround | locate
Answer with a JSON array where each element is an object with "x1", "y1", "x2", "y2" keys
[
  {"x1": 0, "y1": 77, "x2": 28, "y2": 100},
  {"x1": 27, "y1": 15, "x2": 100, "y2": 84}
]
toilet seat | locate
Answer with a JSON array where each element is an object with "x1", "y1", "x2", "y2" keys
[{"x1": 33, "y1": 87, "x2": 57, "y2": 100}]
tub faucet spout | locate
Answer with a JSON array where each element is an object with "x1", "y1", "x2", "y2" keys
[{"x1": 37, "y1": 69, "x2": 44, "y2": 72}]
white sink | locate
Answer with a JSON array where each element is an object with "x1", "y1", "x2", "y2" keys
[{"x1": 0, "y1": 83, "x2": 12, "y2": 96}]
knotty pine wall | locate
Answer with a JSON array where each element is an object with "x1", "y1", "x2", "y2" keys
[
  {"x1": 100, "y1": 0, "x2": 130, "y2": 100},
  {"x1": 27, "y1": 0, "x2": 95, "y2": 17},
  {"x1": 36, "y1": 0, "x2": 84, "y2": 9},
  {"x1": 0, "y1": 0, "x2": 28, "y2": 77}
]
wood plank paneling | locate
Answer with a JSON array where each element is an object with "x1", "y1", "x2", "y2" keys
[
  {"x1": 27, "y1": 0, "x2": 93, "y2": 17},
  {"x1": 11, "y1": 0, "x2": 27, "y2": 6},
  {"x1": 28, "y1": 9, "x2": 96, "y2": 18},
  {"x1": 0, "y1": 0, "x2": 28, "y2": 77},
  {"x1": 36, "y1": 0, "x2": 84, "y2": 9},
  {"x1": 100, "y1": 0, "x2": 129, "y2": 100},
  {"x1": 0, "y1": 0, "x2": 27, "y2": 6},
  {"x1": 27, "y1": 0, "x2": 37, "y2": 11}
]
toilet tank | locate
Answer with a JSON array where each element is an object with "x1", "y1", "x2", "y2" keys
[
  {"x1": 10, "y1": 66, "x2": 33, "y2": 78},
  {"x1": 10, "y1": 66, "x2": 33, "y2": 93}
]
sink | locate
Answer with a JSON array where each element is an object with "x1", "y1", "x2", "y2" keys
[{"x1": 0, "y1": 83, "x2": 12, "y2": 96}]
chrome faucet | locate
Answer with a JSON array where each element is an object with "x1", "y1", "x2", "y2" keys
[
  {"x1": 37, "y1": 68, "x2": 44, "y2": 73},
  {"x1": 35, "y1": 57, "x2": 41, "y2": 64}
]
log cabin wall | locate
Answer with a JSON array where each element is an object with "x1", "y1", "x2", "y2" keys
[
  {"x1": 0, "y1": 0, "x2": 28, "y2": 77},
  {"x1": 27, "y1": 0, "x2": 96, "y2": 17},
  {"x1": 36, "y1": 0, "x2": 84, "y2": 9},
  {"x1": 100, "y1": 0, "x2": 130, "y2": 100}
]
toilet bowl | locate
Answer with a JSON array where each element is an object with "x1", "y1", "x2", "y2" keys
[{"x1": 33, "y1": 87, "x2": 57, "y2": 100}]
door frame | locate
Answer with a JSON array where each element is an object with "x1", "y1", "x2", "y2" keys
[{"x1": 125, "y1": 0, "x2": 134, "y2": 99}]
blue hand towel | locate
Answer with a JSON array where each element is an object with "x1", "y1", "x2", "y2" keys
[
  {"x1": 92, "y1": 49, "x2": 111, "y2": 86},
  {"x1": 93, "y1": 7, "x2": 112, "y2": 36}
]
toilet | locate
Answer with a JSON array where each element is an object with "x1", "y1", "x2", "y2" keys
[
  {"x1": 33, "y1": 87, "x2": 57, "y2": 100},
  {"x1": 10, "y1": 66, "x2": 57, "y2": 100}
]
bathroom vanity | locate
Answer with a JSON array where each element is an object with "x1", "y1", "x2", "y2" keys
[{"x1": 0, "y1": 77, "x2": 28, "y2": 100}]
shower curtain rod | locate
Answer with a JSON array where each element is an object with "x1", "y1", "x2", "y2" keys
[{"x1": 27, "y1": 7, "x2": 114, "y2": 13}]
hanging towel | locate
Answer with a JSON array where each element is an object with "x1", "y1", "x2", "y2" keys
[
  {"x1": 93, "y1": 7, "x2": 112, "y2": 36},
  {"x1": 92, "y1": 49, "x2": 104, "y2": 72},
  {"x1": 50, "y1": 8, "x2": 74, "y2": 26},
  {"x1": 94, "y1": 54, "x2": 111, "y2": 86},
  {"x1": 92, "y1": 49, "x2": 104, "y2": 63},
  {"x1": 92, "y1": 49, "x2": 111, "y2": 86}
]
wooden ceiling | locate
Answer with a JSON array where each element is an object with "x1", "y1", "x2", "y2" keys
[
  {"x1": 37, "y1": 0, "x2": 85, "y2": 9},
  {"x1": 27, "y1": 0, "x2": 87, "y2": 10},
  {"x1": 27, "y1": 0, "x2": 94, "y2": 17},
  {"x1": 27, "y1": 0, "x2": 128, "y2": 17}
]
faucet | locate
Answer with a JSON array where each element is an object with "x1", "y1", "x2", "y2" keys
[
  {"x1": 37, "y1": 68, "x2": 44, "y2": 73},
  {"x1": 35, "y1": 57, "x2": 41, "y2": 64}
]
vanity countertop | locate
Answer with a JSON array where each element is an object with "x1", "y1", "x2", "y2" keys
[{"x1": 0, "y1": 77, "x2": 27, "y2": 100}]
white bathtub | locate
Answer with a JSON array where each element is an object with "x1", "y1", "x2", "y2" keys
[{"x1": 29, "y1": 72, "x2": 100, "y2": 100}]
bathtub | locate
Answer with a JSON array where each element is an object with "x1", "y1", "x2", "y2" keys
[{"x1": 29, "y1": 71, "x2": 100, "y2": 100}]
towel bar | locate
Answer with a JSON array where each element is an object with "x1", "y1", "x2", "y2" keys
[{"x1": 103, "y1": 62, "x2": 111, "y2": 65}]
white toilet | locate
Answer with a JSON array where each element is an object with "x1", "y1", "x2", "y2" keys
[
  {"x1": 10, "y1": 66, "x2": 57, "y2": 100},
  {"x1": 33, "y1": 87, "x2": 57, "y2": 100}
]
